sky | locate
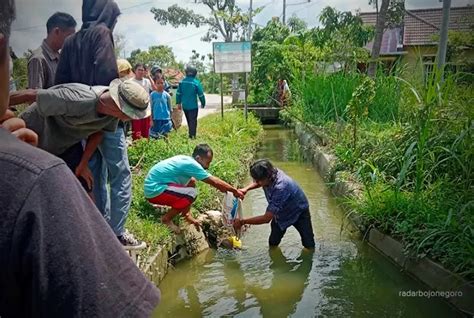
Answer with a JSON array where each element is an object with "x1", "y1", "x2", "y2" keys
[{"x1": 11, "y1": 0, "x2": 474, "y2": 63}]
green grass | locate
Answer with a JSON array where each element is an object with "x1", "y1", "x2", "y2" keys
[
  {"x1": 126, "y1": 110, "x2": 263, "y2": 255},
  {"x1": 287, "y1": 70, "x2": 474, "y2": 280},
  {"x1": 350, "y1": 185, "x2": 474, "y2": 279},
  {"x1": 292, "y1": 72, "x2": 400, "y2": 124}
]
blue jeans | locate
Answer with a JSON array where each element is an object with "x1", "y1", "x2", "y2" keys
[{"x1": 89, "y1": 127, "x2": 131, "y2": 236}]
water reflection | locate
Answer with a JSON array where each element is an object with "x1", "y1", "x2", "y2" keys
[
  {"x1": 248, "y1": 248, "x2": 313, "y2": 318},
  {"x1": 154, "y1": 127, "x2": 461, "y2": 317}
]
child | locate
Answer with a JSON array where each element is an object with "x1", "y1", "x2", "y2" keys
[{"x1": 149, "y1": 78, "x2": 173, "y2": 139}]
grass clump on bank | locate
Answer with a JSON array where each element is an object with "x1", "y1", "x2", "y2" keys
[
  {"x1": 126, "y1": 110, "x2": 263, "y2": 252},
  {"x1": 284, "y1": 71, "x2": 474, "y2": 280}
]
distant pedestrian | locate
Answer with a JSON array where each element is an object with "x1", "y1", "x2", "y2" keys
[
  {"x1": 277, "y1": 79, "x2": 291, "y2": 107},
  {"x1": 131, "y1": 63, "x2": 152, "y2": 140},
  {"x1": 151, "y1": 65, "x2": 172, "y2": 94},
  {"x1": 176, "y1": 65, "x2": 205, "y2": 139},
  {"x1": 28, "y1": 12, "x2": 76, "y2": 89},
  {"x1": 149, "y1": 77, "x2": 172, "y2": 139}
]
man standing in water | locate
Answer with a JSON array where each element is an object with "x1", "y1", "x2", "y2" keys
[{"x1": 233, "y1": 159, "x2": 315, "y2": 249}]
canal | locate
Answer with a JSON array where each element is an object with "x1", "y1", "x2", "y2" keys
[{"x1": 153, "y1": 126, "x2": 460, "y2": 317}]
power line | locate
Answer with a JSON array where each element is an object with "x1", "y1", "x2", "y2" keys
[{"x1": 162, "y1": 30, "x2": 208, "y2": 45}]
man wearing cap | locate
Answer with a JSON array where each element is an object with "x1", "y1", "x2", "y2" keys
[{"x1": 9, "y1": 79, "x2": 150, "y2": 194}]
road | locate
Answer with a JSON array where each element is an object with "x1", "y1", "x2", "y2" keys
[{"x1": 181, "y1": 94, "x2": 232, "y2": 126}]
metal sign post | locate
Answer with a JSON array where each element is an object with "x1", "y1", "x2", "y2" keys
[
  {"x1": 244, "y1": 73, "x2": 248, "y2": 121},
  {"x1": 220, "y1": 73, "x2": 224, "y2": 119},
  {"x1": 213, "y1": 41, "x2": 252, "y2": 119}
]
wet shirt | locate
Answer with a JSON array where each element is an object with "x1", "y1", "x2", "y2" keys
[
  {"x1": 176, "y1": 76, "x2": 206, "y2": 110},
  {"x1": 144, "y1": 155, "x2": 211, "y2": 198},
  {"x1": 151, "y1": 91, "x2": 172, "y2": 120},
  {"x1": 19, "y1": 83, "x2": 118, "y2": 155},
  {"x1": 28, "y1": 40, "x2": 60, "y2": 89},
  {"x1": 0, "y1": 128, "x2": 160, "y2": 317},
  {"x1": 263, "y1": 169, "x2": 309, "y2": 231}
]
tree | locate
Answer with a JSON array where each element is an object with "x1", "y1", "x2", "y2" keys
[
  {"x1": 367, "y1": 0, "x2": 405, "y2": 77},
  {"x1": 188, "y1": 49, "x2": 213, "y2": 73},
  {"x1": 314, "y1": 7, "x2": 374, "y2": 70},
  {"x1": 250, "y1": 18, "x2": 291, "y2": 103},
  {"x1": 151, "y1": 1, "x2": 262, "y2": 102},
  {"x1": 151, "y1": 1, "x2": 261, "y2": 42},
  {"x1": 287, "y1": 16, "x2": 307, "y2": 34},
  {"x1": 128, "y1": 45, "x2": 179, "y2": 69}
]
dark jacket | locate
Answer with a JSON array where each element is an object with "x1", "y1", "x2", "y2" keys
[{"x1": 55, "y1": 0, "x2": 120, "y2": 86}]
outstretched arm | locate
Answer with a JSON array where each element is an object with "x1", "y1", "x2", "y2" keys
[
  {"x1": 234, "y1": 211, "x2": 273, "y2": 229},
  {"x1": 240, "y1": 181, "x2": 260, "y2": 195},
  {"x1": 202, "y1": 176, "x2": 244, "y2": 199},
  {"x1": 9, "y1": 89, "x2": 37, "y2": 106}
]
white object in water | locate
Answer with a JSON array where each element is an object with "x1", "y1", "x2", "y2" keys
[{"x1": 222, "y1": 191, "x2": 243, "y2": 236}]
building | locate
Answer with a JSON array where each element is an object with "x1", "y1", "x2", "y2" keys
[{"x1": 359, "y1": 6, "x2": 474, "y2": 73}]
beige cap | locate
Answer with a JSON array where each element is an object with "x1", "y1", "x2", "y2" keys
[
  {"x1": 117, "y1": 59, "x2": 132, "y2": 73},
  {"x1": 109, "y1": 79, "x2": 151, "y2": 120}
]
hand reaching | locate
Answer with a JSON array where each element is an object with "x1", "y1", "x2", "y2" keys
[
  {"x1": 233, "y1": 189, "x2": 245, "y2": 200},
  {"x1": 233, "y1": 218, "x2": 243, "y2": 230}
]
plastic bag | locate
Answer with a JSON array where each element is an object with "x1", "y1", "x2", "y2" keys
[
  {"x1": 171, "y1": 107, "x2": 183, "y2": 130},
  {"x1": 222, "y1": 191, "x2": 243, "y2": 237}
]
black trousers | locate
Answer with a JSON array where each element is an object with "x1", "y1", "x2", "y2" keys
[
  {"x1": 269, "y1": 208, "x2": 315, "y2": 249},
  {"x1": 58, "y1": 142, "x2": 92, "y2": 193},
  {"x1": 184, "y1": 108, "x2": 198, "y2": 138}
]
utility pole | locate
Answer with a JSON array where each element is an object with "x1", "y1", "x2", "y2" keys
[
  {"x1": 437, "y1": 0, "x2": 451, "y2": 71},
  {"x1": 283, "y1": 0, "x2": 286, "y2": 25},
  {"x1": 248, "y1": 0, "x2": 253, "y2": 40}
]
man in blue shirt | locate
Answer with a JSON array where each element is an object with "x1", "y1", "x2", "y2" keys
[
  {"x1": 144, "y1": 144, "x2": 244, "y2": 233},
  {"x1": 176, "y1": 65, "x2": 205, "y2": 139},
  {"x1": 234, "y1": 159, "x2": 315, "y2": 249}
]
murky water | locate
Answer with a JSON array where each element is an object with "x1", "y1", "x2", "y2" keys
[{"x1": 153, "y1": 127, "x2": 460, "y2": 317}]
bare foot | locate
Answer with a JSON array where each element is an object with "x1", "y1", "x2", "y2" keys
[{"x1": 162, "y1": 218, "x2": 181, "y2": 234}]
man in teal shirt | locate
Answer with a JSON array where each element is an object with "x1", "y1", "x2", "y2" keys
[
  {"x1": 144, "y1": 144, "x2": 244, "y2": 233},
  {"x1": 176, "y1": 65, "x2": 205, "y2": 138}
]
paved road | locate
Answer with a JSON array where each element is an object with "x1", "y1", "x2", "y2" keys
[{"x1": 181, "y1": 94, "x2": 232, "y2": 126}]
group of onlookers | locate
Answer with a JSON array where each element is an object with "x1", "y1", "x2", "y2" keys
[
  {"x1": 1, "y1": 0, "x2": 315, "y2": 316},
  {"x1": 1, "y1": 0, "x2": 161, "y2": 316}
]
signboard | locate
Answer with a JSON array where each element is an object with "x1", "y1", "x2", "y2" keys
[{"x1": 213, "y1": 41, "x2": 252, "y2": 74}]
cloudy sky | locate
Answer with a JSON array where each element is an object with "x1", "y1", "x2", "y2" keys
[{"x1": 11, "y1": 0, "x2": 473, "y2": 63}]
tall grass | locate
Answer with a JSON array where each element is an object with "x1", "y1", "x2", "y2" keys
[
  {"x1": 290, "y1": 65, "x2": 473, "y2": 279},
  {"x1": 293, "y1": 71, "x2": 400, "y2": 124}
]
